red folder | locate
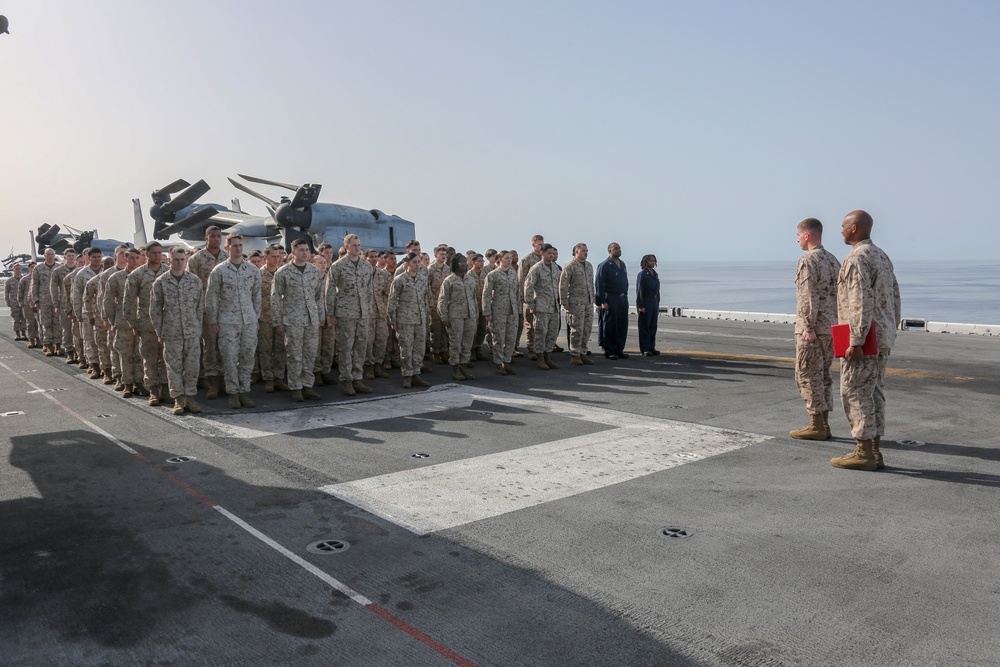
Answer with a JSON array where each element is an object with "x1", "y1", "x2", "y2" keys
[{"x1": 832, "y1": 320, "x2": 878, "y2": 357}]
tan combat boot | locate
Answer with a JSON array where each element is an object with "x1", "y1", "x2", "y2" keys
[
  {"x1": 44, "y1": 345, "x2": 55, "y2": 357},
  {"x1": 452, "y1": 365, "x2": 465, "y2": 381},
  {"x1": 227, "y1": 393, "x2": 241, "y2": 409},
  {"x1": 528, "y1": 352, "x2": 538, "y2": 361},
  {"x1": 302, "y1": 386, "x2": 321, "y2": 400},
  {"x1": 411, "y1": 375, "x2": 429, "y2": 387},
  {"x1": 503, "y1": 362, "x2": 516, "y2": 375},
  {"x1": 264, "y1": 379, "x2": 275, "y2": 392},
  {"x1": 274, "y1": 378, "x2": 290, "y2": 391},
  {"x1": 352, "y1": 380, "x2": 373, "y2": 394},
  {"x1": 460, "y1": 365, "x2": 475, "y2": 380},
  {"x1": 821, "y1": 411, "x2": 832, "y2": 439},
  {"x1": 148, "y1": 386, "x2": 160, "y2": 406},
  {"x1": 364, "y1": 364, "x2": 375, "y2": 380},
  {"x1": 543, "y1": 353, "x2": 559, "y2": 369},
  {"x1": 238, "y1": 393, "x2": 255, "y2": 408},
  {"x1": 205, "y1": 377, "x2": 220, "y2": 400},
  {"x1": 872, "y1": 435, "x2": 884, "y2": 469},
  {"x1": 186, "y1": 396, "x2": 202, "y2": 413},
  {"x1": 830, "y1": 439, "x2": 878, "y2": 471},
  {"x1": 402, "y1": 376, "x2": 412, "y2": 388},
  {"x1": 291, "y1": 389, "x2": 304, "y2": 402},
  {"x1": 373, "y1": 364, "x2": 389, "y2": 379},
  {"x1": 495, "y1": 363, "x2": 508, "y2": 376},
  {"x1": 580, "y1": 354, "x2": 595, "y2": 365},
  {"x1": 102, "y1": 368, "x2": 115, "y2": 385},
  {"x1": 121, "y1": 384, "x2": 133, "y2": 398},
  {"x1": 570, "y1": 354, "x2": 584, "y2": 365},
  {"x1": 172, "y1": 397, "x2": 186, "y2": 416},
  {"x1": 789, "y1": 413, "x2": 827, "y2": 441},
  {"x1": 536, "y1": 355, "x2": 550, "y2": 370},
  {"x1": 342, "y1": 381, "x2": 356, "y2": 396}
]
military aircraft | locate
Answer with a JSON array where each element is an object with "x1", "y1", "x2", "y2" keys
[
  {"x1": 139, "y1": 175, "x2": 417, "y2": 253},
  {"x1": 33, "y1": 224, "x2": 133, "y2": 257}
]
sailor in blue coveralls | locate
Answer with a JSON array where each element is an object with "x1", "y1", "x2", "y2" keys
[{"x1": 595, "y1": 242, "x2": 629, "y2": 359}]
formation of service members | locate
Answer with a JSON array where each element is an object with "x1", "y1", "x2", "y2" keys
[{"x1": 791, "y1": 210, "x2": 900, "y2": 473}]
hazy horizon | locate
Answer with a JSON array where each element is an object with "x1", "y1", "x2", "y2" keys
[{"x1": 2, "y1": 1, "x2": 998, "y2": 262}]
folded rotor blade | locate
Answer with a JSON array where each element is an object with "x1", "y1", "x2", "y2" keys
[
  {"x1": 156, "y1": 206, "x2": 219, "y2": 238},
  {"x1": 161, "y1": 179, "x2": 211, "y2": 214},
  {"x1": 288, "y1": 183, "x2": 321, "y2": 209},
  {"x1": 228, "y1": 177, "x2": 279, "y2": 210},
  {"x1": 237, "y1": 173, "x2": 300, "y2": 191},
  {"x1": 152, "y1": 178, "x2": 191, "y2": 200}
]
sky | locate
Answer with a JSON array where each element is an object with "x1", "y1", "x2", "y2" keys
[{"x1": 1, "y1": 0, "x2": 998, "y2": 263}]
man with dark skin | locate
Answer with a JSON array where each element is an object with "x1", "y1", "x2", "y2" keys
[
  {"x1": 595, "y1": 242, "x2": 630, "y2": 359},
  {"x1": 831, "y1": 210, "x2": 900, "y2": 471}
]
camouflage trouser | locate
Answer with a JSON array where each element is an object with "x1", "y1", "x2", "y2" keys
[
  {"x1": 73, "y1": 320, "x2": 84, "y2": 358},
  {"x1": 396, "y1": 322, "x2": 427, "y2": 377},
  {"x1": 473, "y1": 314, "x2": 487, "y2": 351},
  {"x1": 385, "y1": 326, "x2": 401, "y2": 365},
  {"x1": 82, "y1": 318, "x2": 99, "y2": 364},
  {"x1": 522, "y1": 305, "x2": 536, "y2": 352},
  {"x1": 515, "y1": 311, "x2": 524, "y2": 349},
  {"x1": 489, "y1": 313, "x2": 518, "y2": 364},
  {"x1": 218, "y1": 324, "x2": 257, "y2": 395},
  {"x1": 795, "y1": 334, "x2": 834, "y2": 414},
  {"x1": 59, "y1": 309, "x2": 74, "y2": 352},
  {"x1": 566, "y1": 306, "x2": 594, "y2": 355},
  {"x1": 10, "y1": 305, "x2": 25, "y2": 333},
  {"x1": 139, "y1": 329, "x2": 168, "y2": 390},
  {"x1": 366, "y1": 315, "x2": 389, "y2": 367},
  {"x1": 531, "y1": 312, "x2": 559, "y2": 355},
  {"x1": 96, "y1": 322, "x2": 113, "y2": 369},
  {"x1": 284, "y1": 323, "x2": 319, "y2": 390},
  {"x1": 314, "y1": 321, "x2": 336, "y2": 375},
  {"x1": 106, "y1": 325, "x2": 121, "y2": 377},
  {"x1": 336, "y1": 317, "x2": 369, "y2": 382},
  {"x1": 163, "y1": 334, "x2": 201, "y2": 398},
  {"x1": 840, "y1": 348, "x2": 890, "y2": 440},
  {"x1": 257, "y1": 323, "x2": 287, "y2": 381},
  {"x1": 113, "y1": 325, "x2": 142, "y2": 385},
  {"x1": 446, "y1": 317, "x2": 476, "y2": 365},
  {"x1": 24, "y1": 306, "x2": 39, "y2": 339},
  {"x1": 201, "y1": 313, "x2": 221, "y2": 378},
  {"x1": 38, "y1": 303, "x2": 58, "y2": 346},
  {"x1": 430, "y1": 311, "x2": 449, "y2": 358}
]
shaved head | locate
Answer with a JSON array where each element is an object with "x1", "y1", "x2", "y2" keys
[{"x1": 845, "y1": 210, "x2": 873, "y2": 235}]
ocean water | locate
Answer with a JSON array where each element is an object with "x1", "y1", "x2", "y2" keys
[{"x1": 620, "y1": 259, "x2": 1000, "y2": 326}]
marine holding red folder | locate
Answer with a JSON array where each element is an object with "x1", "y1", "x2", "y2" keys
[{"x1": 831, "y1": 320, "x2": 878, "y2": 357}]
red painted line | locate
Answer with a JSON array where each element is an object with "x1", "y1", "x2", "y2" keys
[
  {"x1": 150, "y1": 464, "x2": 219, "y2": 507},
  {"x1": 367, "y1": 603, "x2": 478, "y2": 667}
]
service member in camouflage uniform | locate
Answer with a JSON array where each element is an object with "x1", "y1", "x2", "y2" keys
[
  {"x1": 272, "y1": 239, "x2": 324, "y2": 401},
  {"x1": 19, "y1": 263, "x2": 39, "y2": 347},
  {"x1": 524, "y1": 243, "x2": 562, "y2": 370},
  {"x1": 72, "y1": 248, "x2": 103, "y2": 378},
  {"x1": 426, "y1": 245, "x2": 452, "y2": 364},
  {"x1": 206, "y1": 234, "x2": 261, "y2": 409},
  {"x1": 326, "y1": 234, "x2": 374, "y2": 396},
  {"x1": 5, "y1": 263, "x2": 26, "y2": 340},
  {"x1": 790, "y1": 218, "x2": 841, "y2": 441},
  {"x1": 559, "y1": 243, "x2": 596, "y2": 366},
  {"x1": 365, "y1": 253, "x2": 392, "y2": 380},
  {"x1": 49, "y1": 249, "x2": 77, "y2": 359},
  {"x1": 97, "y1": 247, "x2": 128, "y2": 387},
  {"x1": 470, "y1": 254, "x2": 489, "y2": 360},
  {"x1": 151, "y1": 247, "x2": 205, "y2": 415},
  {"x1": 187, "y1": 226, "x2": 227, "y2": 399},
  {"x1": 124, "y1": 242, "x2": 169, "y2": 404},
  {"x1": 258, "y1": 244, "x2": 288, "y2": 393},
  {"x1": 388, "y1": 252, "x2": 431, "y2": 388},
  {"x1": 32, "y1": 248, "x2": 60, "y2": 355},
  {"x1": 518, "y1": 235, "x2": 545, "y2": 359},
  {"x1": 84, "y1": 266, "x2": 110, "y2": 382},
  {"x1": 313, "y1": 252, "x2": 337, "y2": 386},
  {"x1": 382, "y1": 252, "x2": 402, "y2": 369},
  {"x1": 482, "y1": 251, "x2": 520, "y2": 375},
  {"x1": 831, "y1": 210, "x2": 901, "y2": 471},
  {"x1": 437, "y1": 255, "x2": 479, "y2": 380},
  {"x1": 105, "y1": 248, "x2": 143, "y2": 397}
]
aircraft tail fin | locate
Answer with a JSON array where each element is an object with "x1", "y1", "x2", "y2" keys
[
  {"x1": 231, "y1": 198, "x2": 243, "y2": 213},
  {"x1": 132, "y1": 198, "x2": 148, "y2": 247}
]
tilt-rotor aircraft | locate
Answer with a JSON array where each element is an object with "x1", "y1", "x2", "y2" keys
[
  {"x1": 32, "y1": 224, "x2": 133, "y2": 258},
  {"x1": 136, "y1": 176, "x2": 416, "y2": 253}
]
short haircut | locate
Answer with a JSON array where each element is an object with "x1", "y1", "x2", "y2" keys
[
  {"x1": 87, "y1": 247, "x2": 102, "y2": 256},
  {"x1": 126, "y1": 248, "x2": 141, "y2": 257},
  {"x1": 402, "y1": 252, "x2": 419, "y2": 264},
  {"x1": 64, "y1": 249, "x2": 77, "y2": 256},
  {"x1": 540, "y1": 243, "x2": 554, "y2": 253},
  {"x1": 146, "y1": 241, "x2": 162, "y2": 251},
  {"x1": 291, "y1": 238, "x2": 310, "y2": 249},
  {"x1": 226, "y1": 234, "x2": 243, "y2": 244},
  {"x1": 405, "y1": 239, "x2": 419, "y2": 249},
  {"x1": 248, "y1": 249, "x2": 263, "y2": 258},
  {"x1": 531, "y1": 234, "x2": 544, "y2": 242},
  {"x1": 607, "y1": 242, "x2": 619, "y2": 252},
  {"x1": 797, "y1": 218, "x2": 823, "y2": 235},
  {"x1": 434, "y1": 244, "x2": 448, "y2": 254},
  {"x1": 317, "y1": 242, "x2": 333, "y2": 252},
  {"x1": 205, "y1": 226, "x2": 222, "y2": 236},
  {"x1": 266, "y1": 243, "x2": 283, "y2": 253},
  {"x1": 170, "y1": 246, "x2": 188, "y2": 257},
  {"x1": 572, "y1": 242, "x2": 587, "y2": 254},
  {"x1": 344, "y1": 233, "x2": 359, "y2": 245},
  {"x1": 115, "y1": 244, "x2": 129, "y2": 253}
]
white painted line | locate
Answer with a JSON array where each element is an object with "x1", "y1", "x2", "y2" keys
[{"x1": 321, "y1": 385, "x2": 770, "y2": 535}]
